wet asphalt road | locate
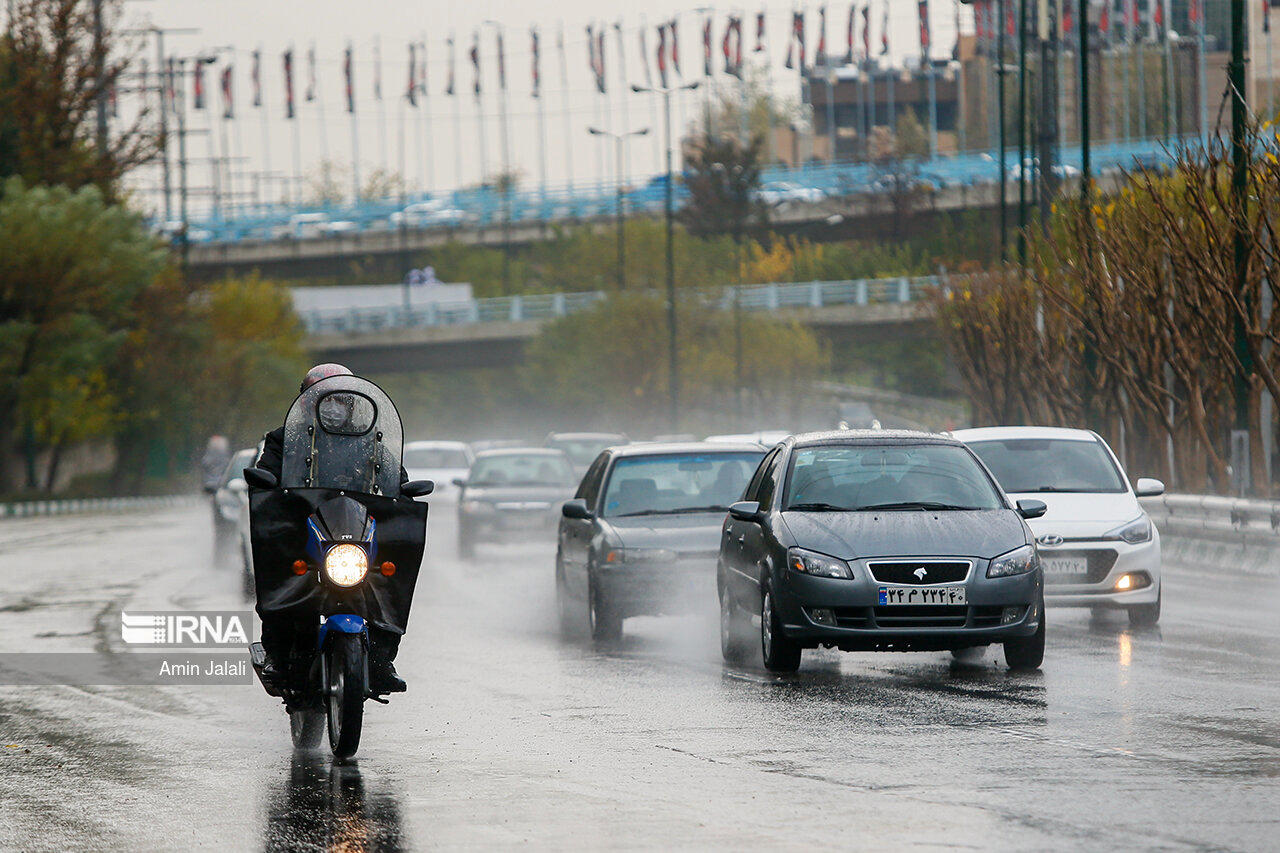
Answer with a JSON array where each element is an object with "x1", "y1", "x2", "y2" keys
[{"x1": 0, "y1": 504, "x2": 1277, "y2": 851}]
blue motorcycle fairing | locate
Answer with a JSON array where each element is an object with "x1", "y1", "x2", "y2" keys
[{"x1": 318, "y1": 614, "x2": 367, "y2": 649}]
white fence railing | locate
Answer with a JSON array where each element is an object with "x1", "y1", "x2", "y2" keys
[{"x1": 0, "y1": 494, "x2": 200, "y2": 519}]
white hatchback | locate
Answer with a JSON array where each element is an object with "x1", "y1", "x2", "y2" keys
[{"x1": 954, "y1": 426, "x2": 1164, "y2": 626}]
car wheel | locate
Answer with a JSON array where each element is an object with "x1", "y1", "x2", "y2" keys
[
  {"x1": 1128, "y1": 585, "x2": 1161, "y2": 627},
  {"x1": 719, "y1": 583, "x2": 749, "y2": 664},
  {"x1": 1004, "y1": 598, "x2": 1046, "y2": 671},
  {"x1": 760, "y1": 584, "x2": 801, "y2": 674},
  {"x1": 588, "y1": 572, "x2": 623, "y2": 644}
]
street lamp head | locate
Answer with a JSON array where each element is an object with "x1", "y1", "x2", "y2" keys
[
  {"x1": 632, "y1": 128, "x2": 651, "y2": 137},
  {"x1": 588, "y1": 127, "x2": 605, "y2": 136},
  {"x1": 682, "y1": 81, "x2": 702, "y2": 92},
  {"x1": 631, "y1": 84, "x2": 649, "y2": 94}
]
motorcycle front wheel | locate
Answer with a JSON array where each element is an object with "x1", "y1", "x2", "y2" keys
[{"x1": 324, "y1": 633, "x2": 366, "y2": 759}]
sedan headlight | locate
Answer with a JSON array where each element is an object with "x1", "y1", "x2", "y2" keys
[
  {"x1": 787, "y1": 547, "x2": 853, "y2": 580},
  {"x1": 1105, "y1": 515, "x2": 1152, "y2": 544},
  {"x1": 460, "y1": 500, "x2": 492, "y2": 515},
  {"x1": 604, "y1": 547, "x2": 677, "y2": 564},
  {"x1": 987, "y1": 544, "x2": 1040, "y2": 578},
  {"x1": 324, "y1": 543, "x2": 369, "y2": 587}
]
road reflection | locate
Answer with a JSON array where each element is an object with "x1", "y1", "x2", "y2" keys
[{"x1": 264, "y1": 754, "x2": 404, "y2": 853}]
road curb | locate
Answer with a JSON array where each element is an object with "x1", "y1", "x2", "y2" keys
[{"x1": 0, "y1": 494, "x2": 201, "y2": 519}]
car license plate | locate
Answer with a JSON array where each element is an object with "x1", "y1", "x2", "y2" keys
[
  {"x1": 878, "y1": 587, "x2": 966, "y2": 605},
  {"x1": 1043, "y1": 557, "x2": 1088, "y2": 576}
]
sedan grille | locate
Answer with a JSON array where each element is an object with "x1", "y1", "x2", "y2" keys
[{"x1": 867, "y1": 560, "x2": 971, "y2": 585}]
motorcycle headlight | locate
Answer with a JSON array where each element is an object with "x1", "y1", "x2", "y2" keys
[
  {"x1": 324, "y1": 543, "x2": 369, "y2": 587},
  {"x1": 1105, "y1": 516, "x2": 1152, "y2": 544},
  {"x1": 787, "y1": 547, "x2": 854, "y2": 579},
  {"x1": 987, "y1": 544, "x2": 1039, "y2": 578}
]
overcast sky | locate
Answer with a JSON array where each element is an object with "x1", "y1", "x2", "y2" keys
[{"x1": 124, "y1": 1, "x2": 967, "y2": 216}]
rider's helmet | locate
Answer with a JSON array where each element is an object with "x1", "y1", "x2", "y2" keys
[{"x1": 300, "y1": 363, "x2": 353, "y2": 393}]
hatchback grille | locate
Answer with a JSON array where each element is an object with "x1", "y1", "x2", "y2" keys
[{"x1": 867, "y1": 560, "x2": 971, "y2": 585}]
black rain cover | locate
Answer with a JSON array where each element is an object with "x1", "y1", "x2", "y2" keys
[{"x1": 250, "y1": 488, "x2": 428, "y2": 634}]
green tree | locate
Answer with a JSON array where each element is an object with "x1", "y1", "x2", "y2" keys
[
  {"x1": 680, "y1": 134, "x2": 768, "y2": 240},
  {"x1": 894, "y1": 109, "x2": 929, "y2": 159}
]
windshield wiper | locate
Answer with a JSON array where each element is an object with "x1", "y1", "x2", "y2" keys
[
  {"x1": 785, "y1": 502, "x2": 850, "y2": 512},
  {"x1": 858, "y1": 501, "x2": 981, "y2": 511}
]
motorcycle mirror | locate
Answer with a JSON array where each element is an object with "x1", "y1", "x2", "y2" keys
[
  {"x1": 401, "y1": 479, "x2": 434, "y2": 498},
  {"x1": 243, "y1": 467, "x2": 279, "y2": 490}
]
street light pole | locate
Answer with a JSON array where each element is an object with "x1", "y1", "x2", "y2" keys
[
  {"x1": 634, "y1": 80, "x2": 700, "y2": 431},
  {"x1": 589, "y1": 127, "x2": 650, "y2": 291}
]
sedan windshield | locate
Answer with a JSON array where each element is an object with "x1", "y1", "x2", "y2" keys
[
  {"x1": 469, "y1": 453, "x2": 576, "y2": 487},
  {"x1": 966, "y1": 438, "x2": 1126, "y2": 493},
  {"x1": 784, "y1": 445, "x2": 1004, "y2": 511},
  {"x1": 602, "y1": 452, "x2": 765, "y2": 517}
]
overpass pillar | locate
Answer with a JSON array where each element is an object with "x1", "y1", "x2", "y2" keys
[
  {"x1": 856, "y1": 279, "x2": 868, "y2": 305},
  {"x1": 897, "y1": 278, "x2": 910, "y2": 303}
]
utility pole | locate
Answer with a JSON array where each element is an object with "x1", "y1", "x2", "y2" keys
[
  {"x1": 634, "y1": 79, "x2": 701, "y2": 431},
  {"x1": 1018, "y1": 0, "x2": 1029, "y2": 261},
  {"x1": 93, "y1": 0, "x2": 107, "y2": 155},
  {"x1": 1078, "y1": 0, "x2": 1090, "y2": 200},
  {"x1": 589, "y1": 127, "x2": 650, "y2": 290}
]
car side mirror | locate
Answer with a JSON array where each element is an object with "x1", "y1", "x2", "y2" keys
[
  {"x1": 402, "y1": 479, "x2": 434, "y2": 498},
  {"x1": 1016, "y1": 499, "x2": 1047, "y2": 520},
  {"x1": 1134, "y1": 478, "x2": 1165, "y2": 498},
  {"x1": 728, "y1": 500, "x2": 762, "y2": 522},
  {"x1": 243, "y1": 467, "x2": 278, "y2": 490},
  {"x1": 562, "y1": 499, "x2": 593, "y2": 520},
  {"x1": 452, "y1": 476, "x2": 466, "y2": 488}
]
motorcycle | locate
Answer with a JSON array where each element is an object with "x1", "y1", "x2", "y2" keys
[{"x1": 244, "y1": 374, "x2": 431, "y2": 758}]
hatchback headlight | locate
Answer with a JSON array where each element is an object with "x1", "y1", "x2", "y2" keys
[
  {"x1": 787, "y1": 547, "x2": 853, "y2": 579},
  {"x1": 324, "y1": 543, "x2": 369, "y2": 587},
  {"x1": 987, "y1": 544, "x2": 1039, "y2": 578},
  {"x1": 604, "y1": 547, "x2": 677, "y2": 564},
  {"x1": 1105, "y1": 516, "x2": 1152, "y2": 544}
]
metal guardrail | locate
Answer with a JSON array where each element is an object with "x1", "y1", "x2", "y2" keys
[
  {"x1": 0, "y1": 494, "x2": 200, "y2": 519},
  {"x1": 299, "y1": 275, "x2": 938, "y2": 336},
  {"x1": 1142, "y1": 493, "x2": 1280, "y2": 539},
  {"x1": 172, "y1": 136, "x2": 1192, "y2": 246}
]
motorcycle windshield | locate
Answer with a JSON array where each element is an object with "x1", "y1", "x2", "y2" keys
[{"x1": 279, "y1": 375, "x2": 404, "y2": 496}]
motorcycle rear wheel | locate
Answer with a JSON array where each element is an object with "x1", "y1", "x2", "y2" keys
[{"x1": 325, "y1": 633, "x2": 366, "y2": 759}]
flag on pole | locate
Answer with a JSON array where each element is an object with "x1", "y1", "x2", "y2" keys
[
  {"x1": 470, "y1": 32, "x2": 481, "y2": 97},
  {"x1": 251, "y1": 50, "x2": 261, "y2": 107},
  {"x1": 282, "y1": 49, "x2": 294, "y2": 118},
  {"x1": 497, "y1": 29, "x2": 507, "y2": 91},
  {"x1": 882, "y1": 0, "x2": 890, "y2": 53},
  {"x1": 595, "y1": 27, "x2": 606, "y2": 91},
  {"x1": 657, "y1": 23, "x2": 670, "y2": 87},
  {"x1": 846, "y1": 4, "x2": 856, "y2": 64},
  {"x1": 1063, "y1": 0, "x2": 1075, "y2": 38},
  {"x1": 1006, "y1": 0, "x2": 1016, "y2": 37},
  {"x1": 1187, "y1": 0, "x2": 1200, "y2": 24},
  {"x1": 221, "y1": 64, "x2": 233, "y2": 119},
  {"x1": 407, "y1": 43, "x2": 417, "y2": 106},
  {"x1": 531, "y1": 27, "x2": 541, "y2": 97},
  {"x1": 418, "y1": 40, "x2": 427, "y2": 98},
  {"x1": 445, "y1": 35, "x2": 455, "y2": 96},
  {"x1": 703, "y1": 15, "x2": 713, "y2": 76},
  {"x1": 343, "y1": 45, "x2": 354, "y2": 113},
  {"x1": 306, "y1": 44, "x2": 316, "y2": 102},
  {"x1": 756, "y1": 11, "x2": 766, "y2": 52},
  {"x1": 862, "y1": 4, "x2": 871, "y2": 61},
  {"x1": 193, "y1": 59, "x2": 206, "y2": 109},
  {"x1": 785, "y1": 11, "x2": 806, "y2": 69},
  {"x1": 671, "y1": 18, "x2": 682, "y2": 77},
  {"x1": 373, "y1": 38, "x2": 382, "y2": 100},
  {"x1": 1262, "y1": 0, "x2": 1270, "y2": 32},
  {"x1": 918, "y1": 0, "x2": 931, "y2": 59},
  {"x1": 1099, "y1": 0, "x2": 1112, "y2": 38},
  {"x1": 817, "y1": 5, "x2": 828, "y2": 67}
]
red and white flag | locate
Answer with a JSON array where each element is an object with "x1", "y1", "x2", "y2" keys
[
  {"x1": 657, "y1": 23, "x2": 669, "y2": 87},
  {"x1": 862, "y1": 4, "x2": 871, "y2": 61},
  {"x1": 846, "y1": 4, "x2": 856, "y2": 64},
  {"x1": 756, "y1": 11, "x2": 766, "y2": 52},
  {"x1": 470, "y1": 32, "x2": 481, "y2": 98},
  {"x1": 305, "y1": 44, "x2": 316, "y2": 102},
  {"x1": 445, "y1": 35, "x2": 456, "y2": 96},
  {"x1": 639, "y1": 23, "x2": 653, "y2": 86},
  {"x1": 497, "y1": 30, "x2": 507, "y2": 91},
  {"x1": 251, "y1": 49, "x2": 261, "y2": 107},
  {"x1": 817, "y1": 5, "x2": 828, "y2": 67},
  {"x1": 882, "y1": 0, "x2": 890, "y2": 54},
  {"x1": 343, "y1": 45, "x2": 354, "y2": 113},
  {"x1": 703, "y1": 15, "x2": 713, "y2": 76},
  {"x1": 193, "y1": 59, "x2": 206, "y2": 109},
  {"x1": 531, "y1": 27, "x2": 541, "y2": 97},
  {"x1": 918, "y1": 0, "x2": 931, "y2": 59},
  {"x1": 406, "y1": 43, "x2": 417, "y2": 106},
  {"x1": 373, "y1": 38, "x2": 382, "y2": 100},
  {"x1": 670, "y1": 18, "x2": 682, "y2": 77}
]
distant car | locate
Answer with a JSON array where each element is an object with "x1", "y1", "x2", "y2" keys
[
  {"x1": 455, "y1": 448, "x2": 578, "y2": 558},
  {"x1": 390, "y1": 200, "x2": 473, "y2": 228},
  {"x1": 212, "y1": 448, "x2": 257, "y2": 564},
  {"x1": 954, "y1": 426, "x2": 1164, "y2": 626},
  {"x1": 470, "y1": 439, "x2": 526, "y2": 454},
  {"x1": 557, "y1": 442, "x2": 767, "y2": 642},
  {"x1": 756, "y1": 182, "x2": 826, "y2": 206},
  {"x1": 544, "y1": 432, "x2": 630, "y2": 477},
  {"x1": 403, "y1": 440, "x2": 474, "y2": 504},
  {"x1": 718, "y1": 431, "x2": 1047, "y2": 673},
  {"x1": 704, "y1": 430, "x2": 790, "y2": 447}
]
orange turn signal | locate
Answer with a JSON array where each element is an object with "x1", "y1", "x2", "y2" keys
[
  {"x1": 380, "y1": 561, "x2": 396, "y2": 577},
  {"x1": 292, "y1": 560, "x2": 308, "y2": 575}
]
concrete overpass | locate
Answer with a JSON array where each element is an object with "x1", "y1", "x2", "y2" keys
[{"x1": 303, "y1": 278, "x2": 937, "y2": 374}]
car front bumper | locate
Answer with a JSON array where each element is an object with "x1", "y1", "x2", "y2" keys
[
  {"x1": 459, "y1": 508, "x2": 560, "y2": 540},
  {"x1": 1039, "y1": 538, "x2": 1161, "y2": 607},
  {"x1": 595, "y1": 557, "x2": 717, "y2": 617},
  {"x1": 773, "y1": 563, "x2": 1043, "y2": 651}
]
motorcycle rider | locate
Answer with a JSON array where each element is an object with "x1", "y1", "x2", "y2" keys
[{"x1": 254, "y1": 363, "x2": 410, "y2": 694}]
